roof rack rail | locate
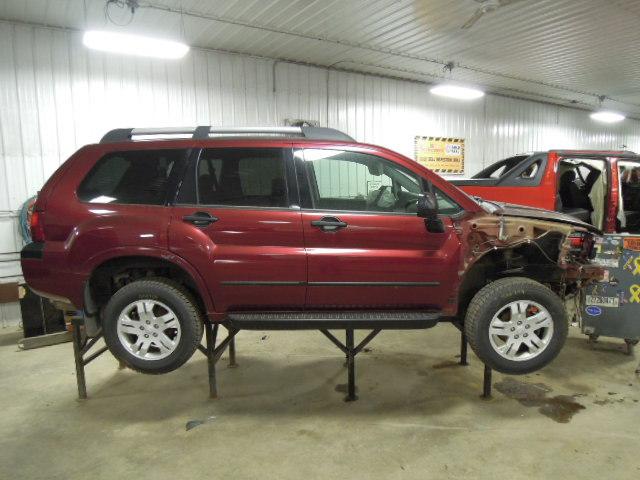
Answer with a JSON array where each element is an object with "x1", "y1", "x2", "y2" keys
[{"x1": 100, "y1": 125, "x2": 355, "y2": 143}]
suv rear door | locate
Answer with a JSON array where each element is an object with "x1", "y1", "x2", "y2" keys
[
  {"x1": 169, "y1": 143, "x2": 306, "y2": 312},
  {"x1": 295, "y1": 146, "x2": 462, "y2": 311}
]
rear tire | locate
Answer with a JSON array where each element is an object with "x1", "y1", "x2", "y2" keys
[
  {"x1": 103, "y1": 278, "x2": 204, "y2": 374},
  {"x1": 464, "y1": 277, "x2": 567, "y2": 374}
]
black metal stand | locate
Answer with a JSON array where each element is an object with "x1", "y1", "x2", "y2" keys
[
  {"x1": 320, "y1": 328, "x2": 381, "y2": 401},
  {"x1": 72, "y1": 318, "x2": 108, "y2": 400},
  {"x1": 459, "y1": 332, "x2": 469, "y2": 366},
  {"x1": 71, "y1": 317, "x2": 492, "y2": 401},
  {"x1": 197, "y1": 322, "x2": 238, "y2": 398},
  {"x1": 456, "y1": 323, "x2": 492, "y2": 399},
  {"x1": 72, "y1": 318, "x2": 237, "y2": 400},
  {"x1": 482, "y1": 364, "x2": 493, "y2": 399}
]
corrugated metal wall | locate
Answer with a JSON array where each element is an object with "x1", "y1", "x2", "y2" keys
[{"x1": 2, "y1": 20, "x2": 640, "y2": 281}]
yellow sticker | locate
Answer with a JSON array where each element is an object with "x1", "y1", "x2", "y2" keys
[
  {"x1": 634, "y1": 257, "x2": 640, "y2": 276},
  {"x1": 630, "y1": 285, "x2": 640, "y2": 303}
]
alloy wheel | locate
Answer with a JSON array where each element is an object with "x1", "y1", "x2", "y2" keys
[
  {"x1": 116, "y1": 300, "x2": 181, "y2": 360},
  {"x1": 488, "y1": 300, "x2": 553, "y2": 361}
]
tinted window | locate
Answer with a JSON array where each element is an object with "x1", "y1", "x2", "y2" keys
[
  {"x1": 78, "y1": 149, "x2": 184, "y2": 204},
  {"x1": 302, "y1": 149, "x2": 423, "y2": 213},
  {"x1": 197, "y1": 148, "x2": 287, "y2": 207}
]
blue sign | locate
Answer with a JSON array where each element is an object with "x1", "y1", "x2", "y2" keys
[{"x1": 585, "y1": 306, "x2": 602, "y2": 316}]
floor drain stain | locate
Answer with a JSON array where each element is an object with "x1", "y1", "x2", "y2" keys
[{"x1": 495, "y1": 378, "x2": 585, "y2": 423}]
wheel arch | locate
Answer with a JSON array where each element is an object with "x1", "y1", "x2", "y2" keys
[
  {"x1": 456, "y1": 244, "x2": 566, "y2": 322},
  {"x1": 85, "y1": 251, "x2": 215, "y2": 316}
]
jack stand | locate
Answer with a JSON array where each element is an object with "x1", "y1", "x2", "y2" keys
[
  {"x1": 71, "y1": 317, "x2": 494, "y2": 402},
  {"x1": 320, "y1": 328, "x2": 381, "y2": 401},
  {"x1": 459, "y1": 331, "x2": 469, "y2": 366},
  {"x1": 482, "y1": 364, "x2": 493, "y2": 399},
  {"x1": 72, "y1": 316, "x2": 237, "y2": 400},
  {"x1": 455, "y1": 322, "x2": 492, "y2": 398},
  {"x1": 72, "y1": 318, "x2": 108, "y2": 400},
  {"x1": 228, "y1": 336, "x2": 238, "y2": 367},
  {"x1": 197, "y1": 322, "x2": 238, "y2": 399}
]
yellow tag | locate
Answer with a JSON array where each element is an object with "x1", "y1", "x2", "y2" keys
[{"x1": 630, "y1": 285, "x2": 640, "y2": 303}]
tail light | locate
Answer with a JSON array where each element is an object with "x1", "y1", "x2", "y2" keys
[
  {"x1": 30, "y1": 210, "x2": 45, "y2": 243},
  {"x1": 568, "y1": 232, "x2": 596, "y2": 259},
  {"x1": 569, "y1": 234, "x2": 584, "y2": 250}
]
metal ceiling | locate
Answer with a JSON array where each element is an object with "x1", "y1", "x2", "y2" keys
[{"x1": 1, "y1": 0, "x2": 639, "y2": 116}]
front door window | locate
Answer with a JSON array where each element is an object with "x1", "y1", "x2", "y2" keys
[{"x1": 301, "y1": 148, "x2": 424, "y2": 214}]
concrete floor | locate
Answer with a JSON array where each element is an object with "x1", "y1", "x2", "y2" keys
[{"x1": 0, "y1": 324, "x2": 638, "y2": 480}]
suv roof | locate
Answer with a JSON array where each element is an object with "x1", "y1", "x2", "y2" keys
[{"x1": 100, "y1": 126, "x2": 355, "y2": 144}]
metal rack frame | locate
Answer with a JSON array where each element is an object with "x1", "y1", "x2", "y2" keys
[
  {"x1": 71, "y1": 318, "x2": 493, "y2": 401},
  {"x1": 99, "y1": 125, "x2": 355, "y2": 143}
]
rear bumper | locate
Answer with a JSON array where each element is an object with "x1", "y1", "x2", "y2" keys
[{"x1": 20, "y1": 242, "x2": 84, "y2": 309}]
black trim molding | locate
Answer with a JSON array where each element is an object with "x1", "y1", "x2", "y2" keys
[
  {"x1": 221, "y1": 281, "x2": 306, "y2": 286},
  {"x1": 309, "y1": 281, "x2": 440, "y2": 287},
  {"x1": 221, "y1": 280, "x2": 439, "y2": 287}
]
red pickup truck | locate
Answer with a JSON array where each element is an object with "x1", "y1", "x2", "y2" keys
[{"x1": 451, "y1": 150, "x2": 640, "y2": 234}]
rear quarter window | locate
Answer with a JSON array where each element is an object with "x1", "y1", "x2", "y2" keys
[{"x1": 77, "y1": 149, "x2": 187, "y2": 205}]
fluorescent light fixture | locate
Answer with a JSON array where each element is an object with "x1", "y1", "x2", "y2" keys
[
  {"x1": 430, "y1": 83, "x2": 484, "y2": 100},
  {"x1": 82, "y1": 30, "x2": 189, "y2": 59},
  {"x1": 590, "y1": 110, "x2": 625, "y2": 123}
]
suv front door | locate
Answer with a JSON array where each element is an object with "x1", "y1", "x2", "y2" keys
[
  {"x1": 296, "y1": 147, "x2": 462, "y2": 311},
  {"x1": 170, "y1": 144, "x2": 306, "y2": 312}
]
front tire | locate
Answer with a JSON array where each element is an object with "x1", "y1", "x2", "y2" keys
[
  {"x1": 103, "y1": 278, "x2": 204, "y2": 374},
  {"x1": 464, "y1": 277, "x2": 567, "y2": 374}
]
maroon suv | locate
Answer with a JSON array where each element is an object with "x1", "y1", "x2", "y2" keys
[{"x1": 21, "y1": 126, "x2": 602, "y2": 375}]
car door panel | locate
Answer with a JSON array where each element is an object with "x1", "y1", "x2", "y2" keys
[
  {"x1": 296, "y1": 146, "x2": 462, "y2": 311},
  {"x1": 303, "y1": 211, "x2": 460, "y2": 309},
  {"x1": 169, "y1": 144, "x2": 306, "y2": 312},
  {"x1": 170, "y1": 206, "x2": 306, "y2": 311}
]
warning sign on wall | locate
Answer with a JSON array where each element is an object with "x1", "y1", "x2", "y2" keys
[{"x1": 414, "y1": 136, "x2": 465, "y2": 175}]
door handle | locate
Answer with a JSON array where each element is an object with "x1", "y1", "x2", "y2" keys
[
  {"x1": 311, "y1": 216, "x2": 348, "y2": 232},
  {"x1": 183, "y1": 211, "x2": 218, "y2": 227}
]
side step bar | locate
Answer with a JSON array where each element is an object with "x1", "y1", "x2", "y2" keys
[{"x1": 226, "y1": 311, "x2": 441, "y2": 330}]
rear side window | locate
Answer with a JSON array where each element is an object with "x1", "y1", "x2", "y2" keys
[
  {"x1": 473, "y1": 155, "x2": 530, "y2": 179},
  {"x1": 196, "y1": 148, "x2": 288, "y2": 208},
  {"x1": 78, "y1": 149, "x2": 186, "y2": 205}
]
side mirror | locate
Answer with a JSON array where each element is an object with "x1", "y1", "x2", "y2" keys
[
  {"x1": 417, "y1": 192, "x2": 445, "y2": 233},
  {"x1": 416, "y1": 192, "x2": 438, "y2": 219}
]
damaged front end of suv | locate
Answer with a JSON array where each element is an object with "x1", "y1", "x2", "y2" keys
[
  {"x1": 451, "y1": 199, "x2": 604, "y2": 374},
  {"x1": 455, "y1": 201, "x2": 603, "y2": 312}
]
